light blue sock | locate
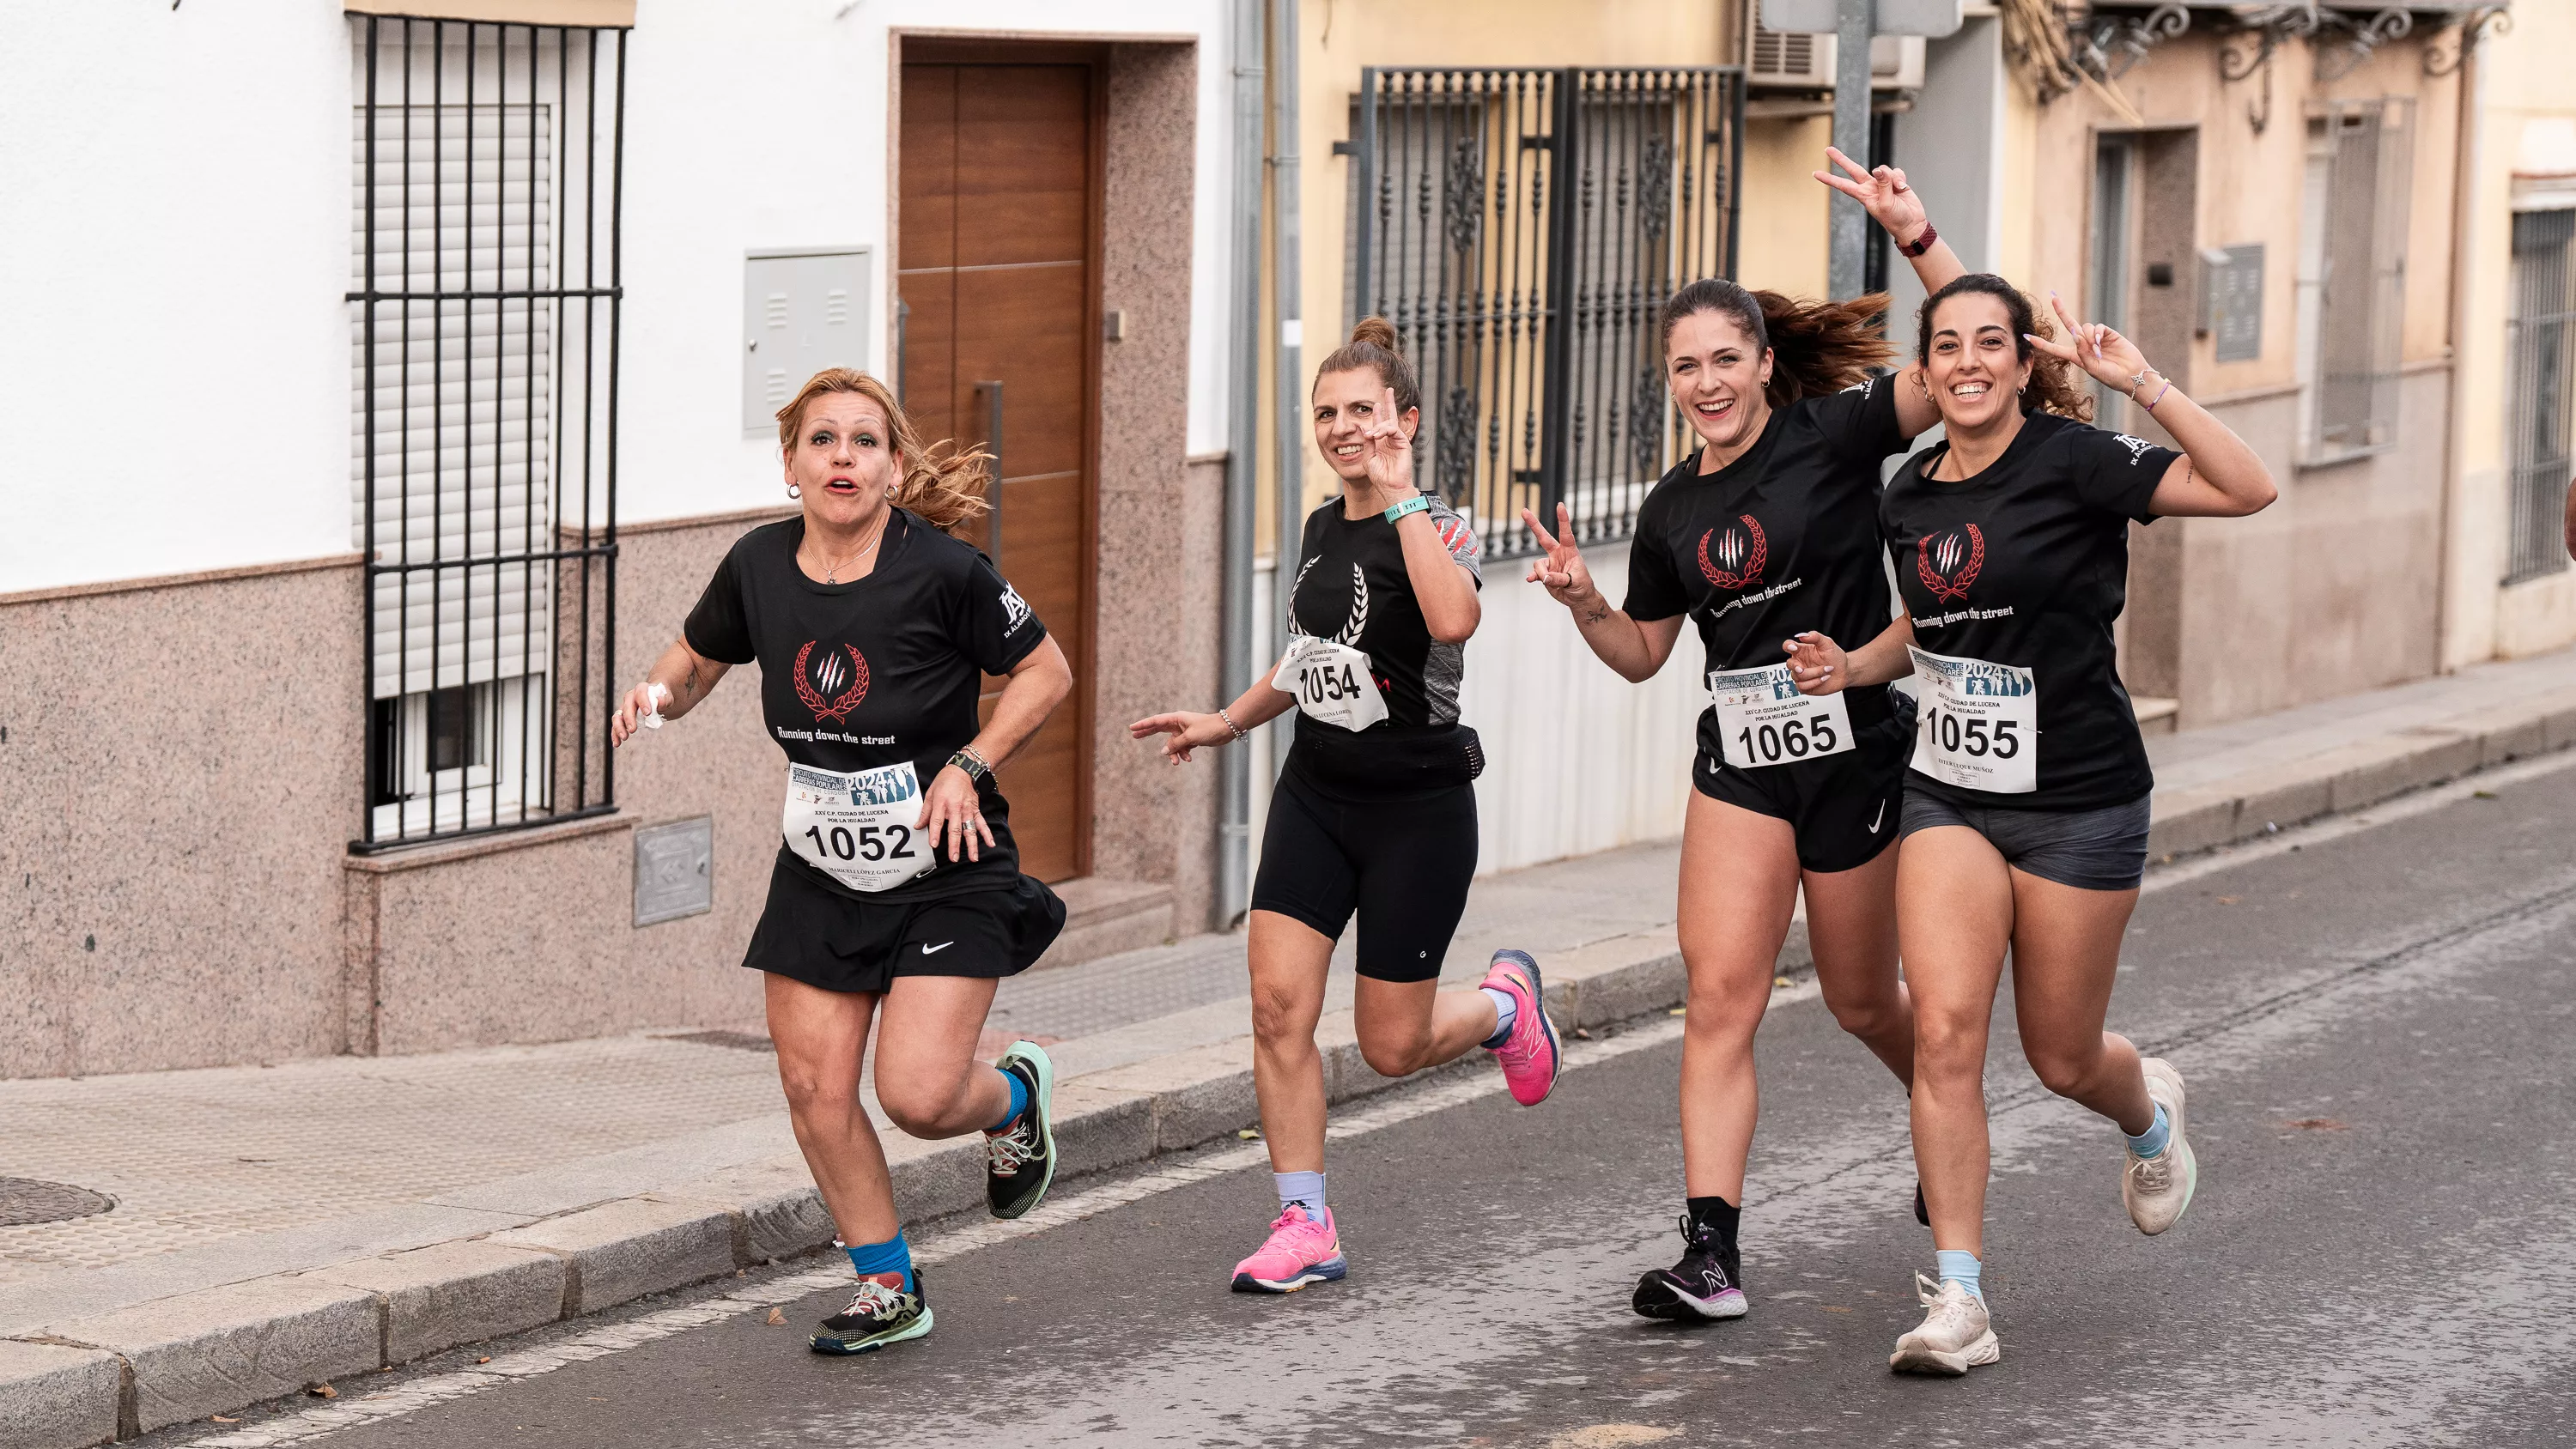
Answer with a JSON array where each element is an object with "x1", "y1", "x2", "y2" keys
[
  {"x1": 1935, "y1": 1248, "x2": 1983, "y2": 1303},
  {"x1": 986, "y1": 1065, "x2": 1030, "y2": 1134},
  {"x1": 1478, "y1": 986, "x2": 1517, "y2": 1049},
  {"x1": 2125, "y1": 1101, "x2": 2171, "y2": 1159},
  {"x1": 1274, "y1": 1170, "x2": 1326, "y2": 1217},
  {"x1": 842, "y1": 1232, "x2": 913, "y2": 1291}
]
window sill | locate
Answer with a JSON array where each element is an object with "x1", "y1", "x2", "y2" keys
[
  {"x1": 345, "y1": 807, "x2": 630, "y2": 871},
  {"x1": 2294, "y1": 443, "x2": 2393, "y2": 474}
]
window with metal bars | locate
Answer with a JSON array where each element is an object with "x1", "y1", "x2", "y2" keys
[
  {"x1": 2293, "y1": 98, "x2": 2412, "y2": 466},
  {"x1": 2506, "y1": 207, "x2": 2575, "y2": 585},
  {"x1": 1347, "y1": 67, "x2": 1744, "y2": 561},
  {"x1": 349, "y1": 15, "x2": 626, "y2": 850}
]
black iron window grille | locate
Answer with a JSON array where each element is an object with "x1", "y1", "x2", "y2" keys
[
  {"x1": 349, "y1": 15, "x2": 626, "y2": 850},
  {"x1": 1349, "y1": 67, "x2": 1743, "y2": 560},
  {"x1": 2506, "y1": 207, "x2": 2575, "y2": 585}
]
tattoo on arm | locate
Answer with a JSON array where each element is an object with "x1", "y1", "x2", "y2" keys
[
  {"x1": 681, "y1": 661, "x2": 701, "y2": 700},
  {"x1": 1581, "y1": 604, "x2": 1612, "y2": 625}
]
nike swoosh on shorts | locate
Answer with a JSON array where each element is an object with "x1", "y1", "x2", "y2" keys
[{"x1": 921, "y1": 942, "x2": 953, "y2": 955}]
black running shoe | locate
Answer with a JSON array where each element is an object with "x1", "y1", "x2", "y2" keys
[
  {"x1": 1631, "y1": 1215, "x2": 1748, "y2": 1321},
  {"x1": 985, "y1": 1041, "x2": 1057, "y2": 1219},
  {"x1": 809, "y1": 1271, "x2": 933, "y2": 1355}
]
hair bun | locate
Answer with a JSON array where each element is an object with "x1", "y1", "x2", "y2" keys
[{"x1": 1348, "y1": 316, "x2": 1400, "y2": 352}]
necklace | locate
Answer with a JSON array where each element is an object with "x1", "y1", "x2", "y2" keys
[{"x1": 808, "y1": 511, "x2": 890, "y2": 584}]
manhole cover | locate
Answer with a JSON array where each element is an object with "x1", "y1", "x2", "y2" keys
[{"x1": 0, "y1": 1178, "x2": 116, "y2": 1227}]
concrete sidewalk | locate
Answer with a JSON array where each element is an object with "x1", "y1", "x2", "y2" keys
[{"x1": 6, "y1": 645, "x2": 2575, "y2": 1447}]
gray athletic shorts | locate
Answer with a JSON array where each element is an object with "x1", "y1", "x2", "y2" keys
[{"x1": 1898, "y1": 788, "x2": 2153, "y2": 892}]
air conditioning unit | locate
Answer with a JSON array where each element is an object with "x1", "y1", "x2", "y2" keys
[{"x1": 1745, "y1": 14, "x2": 1925, "y2": 91}]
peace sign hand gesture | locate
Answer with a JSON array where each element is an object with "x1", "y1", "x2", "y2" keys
[
  {"x1": 2027, "y1": 291, "x2": 2154, "y2": 393},
  {"x1": 1518, "y1": 501, "x2": 1600, "y2": 609},
  {"x1": 1813, "y1": 145, "x2": 1929, "y2": 246},
  {"x1": 1360, "y1": 385, "x2": 1418, "y2": 510}
]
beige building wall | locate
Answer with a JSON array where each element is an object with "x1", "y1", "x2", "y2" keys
[{"x1": 2445, "y1": 4, "x2": 2576, "y2": 665}]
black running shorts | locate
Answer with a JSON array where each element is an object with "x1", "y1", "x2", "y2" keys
[
  {"x1": 1692, "y1": 701, "x2": 1910, "y2": 875},
  {"x1": 1249, "y1": 766, "x2": 1478, "y2": 984},
  {"x1": 1898, "y1": 789, "x2": 2152, "y2": 892},
  {"x1": 742, "y1": 852, "x2": 1066, "y2": 994}
]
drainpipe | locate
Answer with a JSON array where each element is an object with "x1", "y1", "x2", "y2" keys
[
  {"x1": 1219, "y1": 0, "x2": 1264, "y2": 925},
  {"x1": 1268, "y1": 0, "x2": 1304, "y2": 766},
  {"x1": 2434, "y1": 33, "x2": 2484, "y2": 672}
]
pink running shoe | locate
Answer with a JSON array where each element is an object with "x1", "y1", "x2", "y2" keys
[
  {"x1": 1482, "y1": 949, "x2": 1560, "y2": 1106},
  {"x1": 1229, "y1": 1205, "x2": 1347, "y2": 1294}
]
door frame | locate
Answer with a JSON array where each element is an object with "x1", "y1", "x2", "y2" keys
[{"x1": 889, "y1": 33, "x2": 1109, "y2": 882}]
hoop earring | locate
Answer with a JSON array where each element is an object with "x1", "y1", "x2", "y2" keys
[{"x1": 787, "y1": 482, "x2": 802, "y2": 500}]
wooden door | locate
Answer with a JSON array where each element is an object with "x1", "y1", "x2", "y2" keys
[{"x1": 898, "y1": 53, "x2": 1098, "y2": 883}]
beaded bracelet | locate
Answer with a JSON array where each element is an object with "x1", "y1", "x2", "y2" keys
[{"x1": 1218, "y1": 707, "x2": 1246, "y2": 742}]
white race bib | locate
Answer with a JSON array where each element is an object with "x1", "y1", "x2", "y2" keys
[
  {"x1": 1277, "y1": 634, "x2": 1389, "y2": 732},
  {"x1": 1908, "y1": 645, "x2": 2038, "y2": 794},
  {"x1": 782, "y1": 761, "x2": 935, "y2": 893},
  {"x1": 1709, "y1": 663, "x2": 1856, "y2": 769}
]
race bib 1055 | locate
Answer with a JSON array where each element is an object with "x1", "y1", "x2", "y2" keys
[{"x1": 1908, "y1": 645, "x2": 2038, "y2": 794}]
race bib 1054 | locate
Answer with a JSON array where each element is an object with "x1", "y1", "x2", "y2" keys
[
  {"x1": 782, "y1": 760, "x2": 935, "y2": 893},
  {"x1": 1709, "y1": 663, "x2": 1855, "y2": 770},
  {"x1": 1908, "y1": 645, "x2": 2038, "y2": 794},
  {"x1": 1277, "y1": 634, "x2": 1389, "y2": 732}
]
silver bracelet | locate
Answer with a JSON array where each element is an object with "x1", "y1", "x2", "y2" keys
[{"x1": 1218, "y1": 707, "x2": 1246, "y2": 742}]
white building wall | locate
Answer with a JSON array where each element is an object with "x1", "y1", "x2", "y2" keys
[{"x1": 0, "y1": 0, "x2": 1236, "y2": 594}]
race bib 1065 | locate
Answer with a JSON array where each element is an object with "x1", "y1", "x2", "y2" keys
[
  {"x1": 1908, "y1": 645, "x2": 2038, "y2": 794},
  {"x1": 1709, "y1": 663, "x2": 1855, "y2": 770},
  {"x1": 782, "y1": 760, "x2": 935, "y2": 893}
]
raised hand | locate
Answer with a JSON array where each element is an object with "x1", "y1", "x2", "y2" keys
[
  {"x1": 1518, "y1": 501, "x2": 1600, "y2": 609},
  {"x1": 1783, "y1": 630, "x2": 1849, "y2": 696},
  {"x1": 1128, "y1": 711, "x2": 1233, "y2": 766},
  {"x1": 2028, "y1": 291, "x2": 2153, "y2": 393},
  {"x1": 1814, "y1": 145, "x2": 1928, "y2": 246},
  {"x1": 1360, "y1": 385, "x2": 1417, "y2": 508}
]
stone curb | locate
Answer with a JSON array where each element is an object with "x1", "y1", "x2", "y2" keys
[
  {"x1": 2144, "y1": 688, "x2": 2576, "y2": 858},
  {"x1": 0, "y1": 921, "x2": 1762, "y2": 1449}
]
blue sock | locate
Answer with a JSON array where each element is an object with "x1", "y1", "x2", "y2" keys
[
  {"x1": 1935, "y1": 1248, "x2": 1983, "y2": 1303},
  {"x1": 1274, "y1": 1170, "x2": 1326, "y2": 1217},
  {"x1": 986, "y1": 1065, "x2": 1030, "y2": 1134},
  {"x1": 842, "y1": 1232, "x2": 913, "y2": 1291},
  {"x1": 1478, "y1": 986, "x2": 1517, "y2": 1049},
  {"x1": 2126, "y1": 1101, "x2": 2171, "y2": 1159}
]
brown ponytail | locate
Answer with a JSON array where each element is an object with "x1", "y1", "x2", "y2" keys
[
  {"x1": 1658, "y1": 278, "x2": 1895, "y2": 409},
  {"x1": 775, "y1": 367, "x2": 993, "y2": 534},
  {"x1": 1313, "y1": 316, "x2": 1422, "y2": 415}
]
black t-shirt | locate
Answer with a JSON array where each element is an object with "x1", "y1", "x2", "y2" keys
[
  {"x1": 1624, "y1": 375, "x2": 1913, "y2": 755},
  {"x1": 1880, "y1": 410, "x2": 2178, "y2": 810},
  {"x1": 683, "y1": 512, "x2": 1048, "y2": 900},
  {"x1": 1280, "y1": 492, "x2": 1485, "y2": 795}
]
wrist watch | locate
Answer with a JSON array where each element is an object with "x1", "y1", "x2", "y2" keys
[{"x1": 1383, "y1": 494, "x2": 1430, "y2": 524}]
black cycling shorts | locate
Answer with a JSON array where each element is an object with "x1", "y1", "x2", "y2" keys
[
  {"x1": 1250, "y1": 766, "x2": 1478, "y2": 983},
  {"x1": 1692, "y1": 701, "x2": 1910, "y2": 875},
  {"x1": 742, "y1": 852, "x2": 1066, "y2": 995},
  {"x1": 1898, "y1": 789, "x2": 2153, "y2": 893}
]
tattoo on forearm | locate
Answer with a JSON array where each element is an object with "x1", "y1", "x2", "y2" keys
[
  {"x1": 681, "y1": 662, "x2": 701, "y2": 700},
  {"x1": 1581, "y1": 604, "x2": 1611, "y2": 625}
]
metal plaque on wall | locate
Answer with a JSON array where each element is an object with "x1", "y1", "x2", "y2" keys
[
  {"x1": 635, "y1": 816, "x2": 714, "y2": 926},
  {"x1": 2200, "y1": 245, "x2": 2264, "y2": 364}
]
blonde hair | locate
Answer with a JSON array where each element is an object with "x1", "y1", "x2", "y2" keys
[{"x1": 775, "y1": 368, "x2": 993, "y2": 534}]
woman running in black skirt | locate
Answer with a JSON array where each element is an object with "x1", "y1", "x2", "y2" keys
[
  {"x1": 1792, "y1": 279, "x2": 2274, "y2": 1373},
  {"x1": 611, "y1": 367, "x2": 1074, "y2": 1355},
  {"x1": 1131, "y1": 318, "x2": 1558, "y2": 1294},
  {"x1": 1524, "y1": 150, "x2": 1962, "y2": 1323}
]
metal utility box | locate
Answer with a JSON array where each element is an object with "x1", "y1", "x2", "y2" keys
[
  {"x1": 634, "y1": 815, "x2": 714, "y2": 926},
  {"x1": 2200, "y1": 244, "x2": 2263, "y2": 364},
  {"x1": 743, "y1": 247, "x2": 872, "y2": 433}
]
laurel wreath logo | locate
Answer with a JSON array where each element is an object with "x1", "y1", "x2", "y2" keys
[
  {"x1": 793, "y1": 640, "x2": 870, "y2": 724},
  {"x1": 1695, "y1": 515, "x2": 1768, "y2": 592},
  {"x1": 1917, "y1": 524, "x2": 1985, "y2": 604}
]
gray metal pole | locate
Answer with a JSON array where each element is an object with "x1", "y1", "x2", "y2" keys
[
  {"x1": 1828, "y1": 0, "x2": 1874, "y2": 300},
  {"x1": 1269, "y1": 0, "x2": 1303, "y2": 759},
  {"x1": 1218, "y1": 0, "x2": 1263, "y2": 926}
]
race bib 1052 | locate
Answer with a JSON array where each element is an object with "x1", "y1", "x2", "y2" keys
[
  {"x1": 782, "y1": 760, "x2": 935, "y2": 893},
  {"x1": 1709, "y1": 663, "x2": 1855, "y2": 770},
  {"x1": 1908, "y1": 645, "x2": 2038, "y2": 794}
]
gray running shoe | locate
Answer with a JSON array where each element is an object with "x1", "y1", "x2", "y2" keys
[
  {"x1": 2123, "y1": 1057, "x2": 2197, "y2": 1235},
  {"x1": 986, "y1": 1041, "x2": 1058, "y2": 1220},
  {"x1": 1888, "y1": 1272, "x2": 2000, "y2": 1376}
]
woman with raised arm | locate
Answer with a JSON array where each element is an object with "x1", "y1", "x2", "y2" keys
[
  {"x1": 1789, "y1": 280, "x2": 2274, "y2": 1375},
  {"x1": 1130, "y1": 318, "x2": 1558, "y2": 1295},
  {"x1": 1521, "y1": 149, "x2": 1961, "y2": 1324},
  {"x1": 610, "y1": 367, "x2": 1075, "y2": 1357}
]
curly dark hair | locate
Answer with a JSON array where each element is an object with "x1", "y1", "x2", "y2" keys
[
  {"x1": 1911, "y1": 273, "x2": 2092, "y2": 421},
  {"x1": 1657, "y1": 277, "x2": 1894, "y2": 409}
]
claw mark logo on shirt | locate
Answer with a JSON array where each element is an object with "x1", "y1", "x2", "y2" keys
[
  {"x1": 1288, "y1": 556, "x2": 1371, "y2": 646},
  {"x1": 1917, "y1": 524, "x2": 1985, "y2": 604},
  {"x1": 1696, "y1": 516, "x2": 1767, "y2": 592},
  {"x1": 793, "y1": 640, "x2": 870, "y2": 724},
  {"x1": 998, "y1": 583, "x2": 1033, "y2": 636}
]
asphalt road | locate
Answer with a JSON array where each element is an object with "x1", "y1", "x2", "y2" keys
[{"x1": 163, "y1": 761, "x2": 2576, "y2": 1449}]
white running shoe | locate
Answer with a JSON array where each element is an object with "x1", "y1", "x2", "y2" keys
[
  {"x1": 2123, "y1": 1057, "x2": 2197, "y2": 1236},
  {"x1": 1888, "y1": 1272, "x2": 2000, "y2": 1376}
]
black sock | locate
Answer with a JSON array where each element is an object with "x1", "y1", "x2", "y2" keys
[{"x1": 1686, "y1": 1195, "x2": 1741, "y2": 1253}]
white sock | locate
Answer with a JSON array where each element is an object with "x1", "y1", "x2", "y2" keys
[{"x1": 1479, "y1": 985, "x2": 1516, "y2": 1047}]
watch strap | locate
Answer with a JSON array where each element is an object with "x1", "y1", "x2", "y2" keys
[
  {"x1": 1383, "y1": 494, "x2": 1431, "y2": 524},
  {"x1": 1898, "y1": 219, "x2": 1940, "y2": 259}
]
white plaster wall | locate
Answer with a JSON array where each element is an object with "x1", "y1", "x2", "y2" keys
[{"x1": 0, "y1": 0, "x2": 1236, "y2": 593}]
